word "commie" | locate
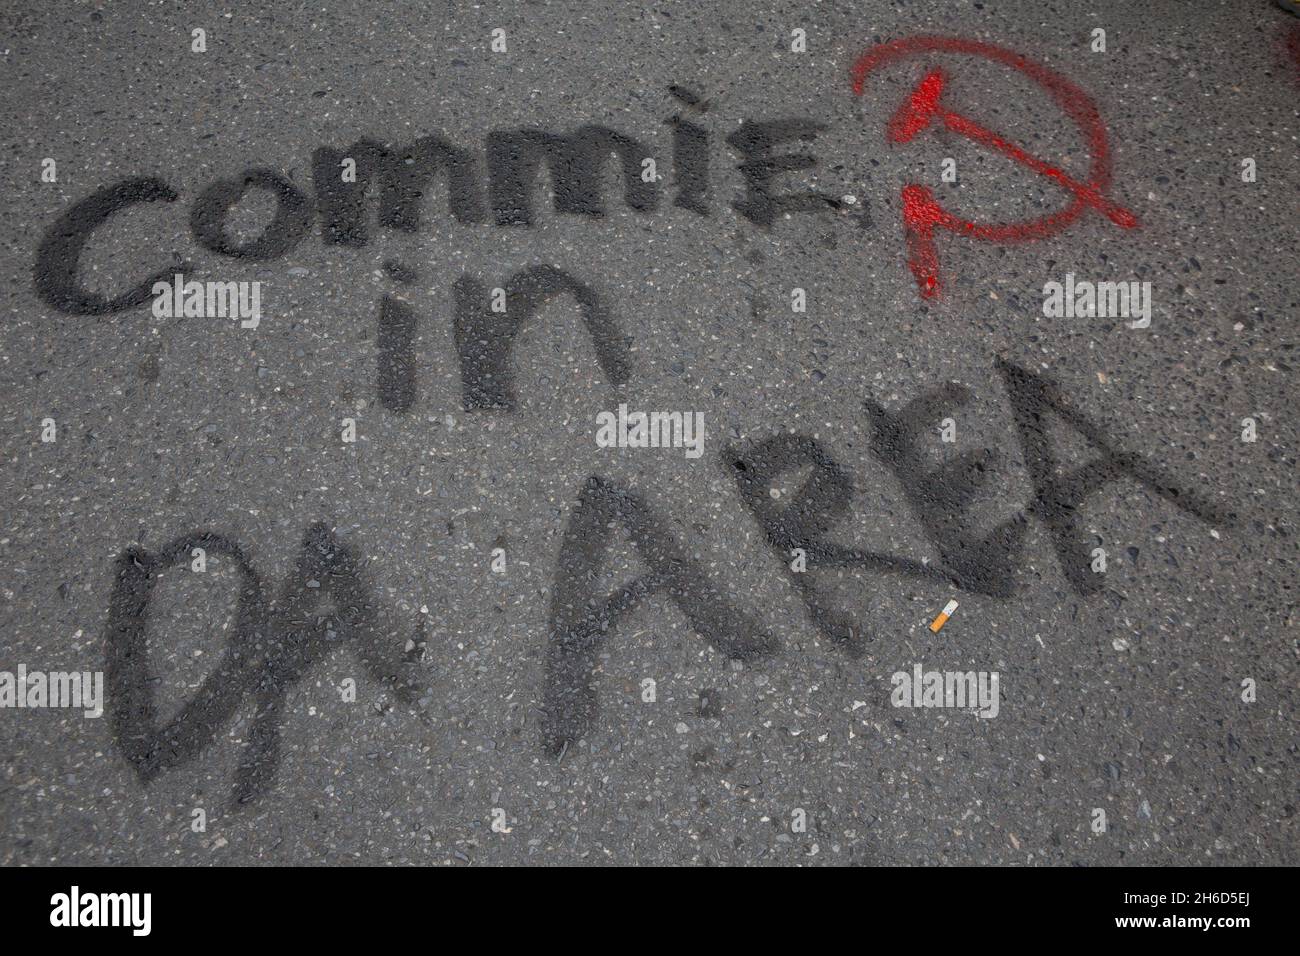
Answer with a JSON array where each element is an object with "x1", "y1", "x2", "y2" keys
[{"x1": 35, "y1": 99, "x2": 846, "y2": 317}]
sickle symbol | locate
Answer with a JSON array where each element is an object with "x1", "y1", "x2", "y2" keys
[{"x1": 851, "y1": 36, "x2": 1141, "y2": 298}]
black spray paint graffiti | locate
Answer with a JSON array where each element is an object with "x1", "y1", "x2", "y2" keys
[
  {"x1": 42, "y1": 80, "x2": 1218, "y2": 798},
  {"x1": 541, "y1": 477, "x2": 778, "y2": 756},
  {"x1": 101, "y1": 360, "x2": 1230, "y2": 797},
  {"x1": 719, "y1": 360, "x2": 1230, "y2": 664},
  {"x1": 726, "y1": 434, "x2": 950, "y2": 658},
  {"x1": 104, "y1": 524, "x2": 423, "y2": 807},
  {"x1": 48, "y1": 106, "x2": 847, "y2": 802},
  {"x1": 725, "y1": 120, "x2": 842, "y2": 226},
  {"x1": 35, "y1": 178, "x2": 184, "y2": 315},
  {"x1": 992, "y1": 359, "x2": 1227, "y2": 594},
  {"x1": 452, "y1": 266, "x2": 631, "y2": 411},
  {"x1": 312, "y1": 135, "x2": 487, "y2": 243},
  {"x1": 33, "y1": 111, "x2": 839, "y2": 425},
  {"x1": 377, "y1": 264, "x2": 630, "y2": 413},
  {"x1": 33, "y1": 98, "x2": 845, "y2": 320}
]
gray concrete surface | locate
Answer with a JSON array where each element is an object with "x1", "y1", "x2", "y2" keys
[{"x1": 0, "y1": 0, "x2": 1296, "y2": 865}]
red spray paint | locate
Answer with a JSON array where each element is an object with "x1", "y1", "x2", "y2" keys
[{"x1": 851, "y1": 36, "x2": 1140, "y2": 298}]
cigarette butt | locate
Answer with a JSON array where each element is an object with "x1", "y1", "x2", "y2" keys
[{"x1": 929, "y1": 599, "x2": 959, "y2": 633}]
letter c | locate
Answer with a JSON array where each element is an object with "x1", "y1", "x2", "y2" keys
[{"x1": 34, "y1": 177, "x2": 182, "y2": 314}]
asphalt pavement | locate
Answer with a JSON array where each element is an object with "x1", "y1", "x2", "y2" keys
[{"x1": 0, "y1": 0, "x2": 1296, "y2": 865}]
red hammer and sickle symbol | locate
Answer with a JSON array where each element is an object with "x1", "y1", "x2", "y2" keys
[{"x1": 851, "y1": 36, "x2": 1140, "y2": 298}]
